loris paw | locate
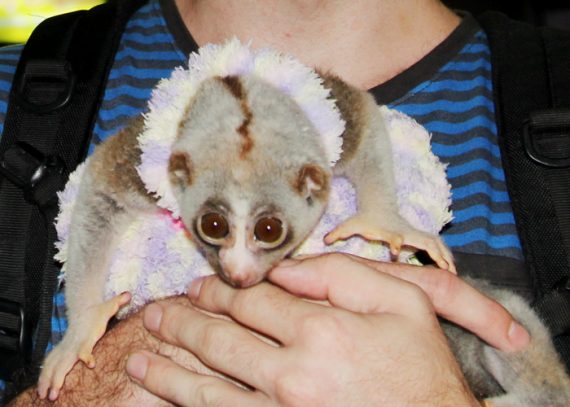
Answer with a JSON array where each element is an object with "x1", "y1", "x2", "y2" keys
[
  {"x1": 324, "y1": 214, "x2": 455, "y2": 273},
  {"x1": 37, "y1": 292, "x2": 131, "y2": 400}
]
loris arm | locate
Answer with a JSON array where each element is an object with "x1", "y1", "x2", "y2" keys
[
  {"x1": 38, "y1": 117, "x2": 156, "y2": 400},
  {"x1": 321, "y1": 75, "x2": 454, "y2": 272}
]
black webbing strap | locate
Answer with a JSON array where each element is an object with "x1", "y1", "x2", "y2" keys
[
  {"x1": 0, "y1": 0, "x2": 147, "y2": 387},
  {"x1": 478, "y1": 12, "x2": 570, "y2": 368}
]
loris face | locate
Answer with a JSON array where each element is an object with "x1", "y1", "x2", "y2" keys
[{"x1": 171, "y1": 158, "x2": 330, "y2": 288}]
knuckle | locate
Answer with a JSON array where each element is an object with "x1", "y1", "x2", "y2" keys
[
  {"x1": 195, "y1": 320, "x2": 224, "y2": 349},
  {"x1": 316, "y1": 252, "x2": 351, "y2": 273},
  {"x1": 403, "y1": 282, "x2": 433, "y2": 312},
  {"x1": 429, "y1": 270, "x2": 458, "y2": 309},
  {"x1": 299, "y1": 312, "x2": 345, "y2": 340},
  {"x1": 275, "y1": 371, "x2": 318, "y2": 406},
  {"x1": 195, "y1": 380, "x2": 226, "y2": 407},
  {"x1": 228, "y1": 287, "x2": 257, "y2": 315}
]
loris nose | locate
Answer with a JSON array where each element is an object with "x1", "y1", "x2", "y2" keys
[
  {"x1": 224, "y1": 268, "x2": 260, "y2": 288},
  {"x1": 219, "y1": 250, "x2": 265, "y2": 288}
]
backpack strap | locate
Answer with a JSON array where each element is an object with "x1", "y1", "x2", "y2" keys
[
  {"x1": 477, "y1": 12, "x2": 570, "y2": 367},
  {"x1": 0, "y1": 0, "x2": 147, "y2": 386}
]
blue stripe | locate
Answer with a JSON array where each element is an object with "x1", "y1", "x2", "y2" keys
[
  {"x1": 0, "y1": 80, "x2": 11, "y2": 91},
  {"x1": 104, "y1": 84, "x2": 154, "y2": 100},
  {"x1": 447, "y1": 158, "x2": 506, "y2": 181},
  {"x1": 452, "y1": 181, "x2": 510, "y2": 201},
  {"x1": 51, "y1": 316, "x2": 68, "y2": 333},
  {"x1": 122, "y1": 31, "x2": 174, "y2": 44},
  {"x1": 452, "y1": 204, "x2": 517, "y2": 224},
  {"x1": 420, "y1": 78, "x2": 492, "y2": 93},
  {"x1": 109, "y1": 68, "x2": 175, "y2": 80},
  {"x1": 99, "y1": 105, "x2": 144, "y2": 121},
  {"x1": 443, "y1": 229, "x2": 521, "y2": 249},
  {"x1": 115, "y1": 47, "x2": 181, "y2": 61},
  {"x1": 398, "y1": 95, "x2": 492, "y2": 116},
  {"x1": 0, "y1": 100, "x2": 7, "y2": 113},
  {"x1": 55, "y1": 292, "x2": 65, "y2": 306},
  {"x1": 460, "y1": 43, "x2": 491, "y2": 55},
  {"x1": 424, "y1": 115, "x2": 496, "y2": 134},
  {"x1": 0, "y1": 52, "x2": 20, "y2": 61},
  {"x1": 441, "y1": 59, "x2": 491, "y2": 72},
  {"x1": 0, "y1": 64, "x2": 16, "y2": 74},
  {"x1": 127, "y1": 16, "x2": 165, "y2": 28},
  {"x1": 93, "y1": 121, "x2": 128, "y2": 142},
  {"x1": 432, "y1": 137, "x2": 501, "y2": 158}
]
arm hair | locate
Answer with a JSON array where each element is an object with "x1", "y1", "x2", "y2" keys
[{"x1": 8, "y1": 296, "x2": 214, "y2": 407}]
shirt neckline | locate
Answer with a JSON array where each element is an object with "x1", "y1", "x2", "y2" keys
[
  {"x1": 158, "y1": 0, "x2": 479, "y2": 105},
  {"x1": 370, "y1": 13, "x2": 479, "y2": 104}
]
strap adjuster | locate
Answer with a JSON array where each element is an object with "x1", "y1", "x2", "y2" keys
[
  {"x1": 0, "y1": 299, "x2": 29, "y2": 380},
  {"x1": 0, "y1": 141, "x2": 66, "y2": 207},
  {"x1": 523, "y1": 109, "x2": 570, "y2": 168},
  {"x1": 16, "y1": 60, "x2": 75, "y2": 114}
]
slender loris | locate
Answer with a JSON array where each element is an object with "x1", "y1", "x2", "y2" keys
[{"x1": 38, "y1": 51, "x2": 569, "y2": 405}]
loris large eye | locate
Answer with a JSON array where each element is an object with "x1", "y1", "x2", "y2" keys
[
  {"x1": 254, "y1": 217, "x2": 287, "y2": 249},
  {"x1": 197, "y1": 212, "x2": 229, "y2": 245}
]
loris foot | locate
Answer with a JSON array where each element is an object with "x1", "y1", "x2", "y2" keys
[
  {"x1": 37, "y1": 292, "x2": 131, "y2": 401},
  {"x1": 324, "y1": 214, "x2": 456, "y2": 273}
]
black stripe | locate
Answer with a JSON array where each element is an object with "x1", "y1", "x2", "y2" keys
[
  {"x1": 96, "y1": 115, "x2": 140, "y2": 132},
  {"x1": 445, "y1": 219, "x2": 518, "y2": 236},
  {"x1": 123, "y1": 24, "x2": 171, "y2": 36},
  {"x1": 413, "y1": 105, "x2": 495, "y2": 125},
  {"x1": 451, "y1": 195, "x2": 514, "y2": 212},
  {"x1": 405, "y1": 88, "x2": 493, "y2": 106},
  {"x1": 110, "y1": 57, "x2": 183, "y2": 70},
  {"x1": 449, "y1": 242, "x2": 522, "y2": 260},
  {"x1": 430, "y1": 127, "x2": 496, "y2": 140},
  {"x1": 98, "y1": 94, "x2": 151, "y2": 111},
  {"x1": 442, "y1": 153, "x2": 504, "y2": 172},
  {"x1": 0, "y1": 72, "x2": 16, "y2": 83},
  {"x1": 122, "y1": 39, "x2": 177, "y2": 52},
  {"x1": 453, "y1": 51, "x2": 490, "y2": 63},
  {"x1": 431, "y1": 67, "x2": 491, "y2": 81},
  {"x1": 106, "y1": 75, "x2": 166, "y2": 89}
]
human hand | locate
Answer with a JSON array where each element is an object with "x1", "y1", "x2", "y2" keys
[{"x1": 126, "y1": 253, "x2": 529, "y2": 406}]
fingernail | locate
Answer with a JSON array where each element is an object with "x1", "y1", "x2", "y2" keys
[
  {"x1": 126, "y1": 353, "x2": 149, "y2": 381},
  {"x1": 188, "y1": 276, "x2": 205, "y2": 300},
  {"x1": 508, "y1": 321, "x2": 530, "y2": 350},
  {"x1": 144, "y1": 303, "x2": 163, "y2": 332}
]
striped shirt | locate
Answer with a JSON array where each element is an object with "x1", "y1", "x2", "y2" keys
[{"x1": 0, "y1": 0, "x2": 521, "y2": 398}]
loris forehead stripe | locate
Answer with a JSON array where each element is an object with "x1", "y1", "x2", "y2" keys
[{"x1": 218, "y1": 75, "x2": 254, "y2": 159}]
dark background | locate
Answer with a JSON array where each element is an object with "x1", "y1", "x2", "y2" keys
[{"x1": 444, "y1": 0, "x2": 570, "y2": 30}]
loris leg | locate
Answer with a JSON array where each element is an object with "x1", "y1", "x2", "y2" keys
[
  {"x1": 325, "y1": 93, "x2": 455, "y2": 272},
  {"x1": 37, "y1": 185, "x2": 134, "y2": 401}
]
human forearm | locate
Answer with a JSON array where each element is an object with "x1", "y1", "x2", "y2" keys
[{"x1": 8, "y1": 296, "x2": 213, "y2": 407}]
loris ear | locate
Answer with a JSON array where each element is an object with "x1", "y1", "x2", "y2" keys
[
  {"x1": 294, "y1": 164, "x2": 330, "y2": 201},
  {"x1": 168, "y1": 152, "x2": 193, "y2": 188}
]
